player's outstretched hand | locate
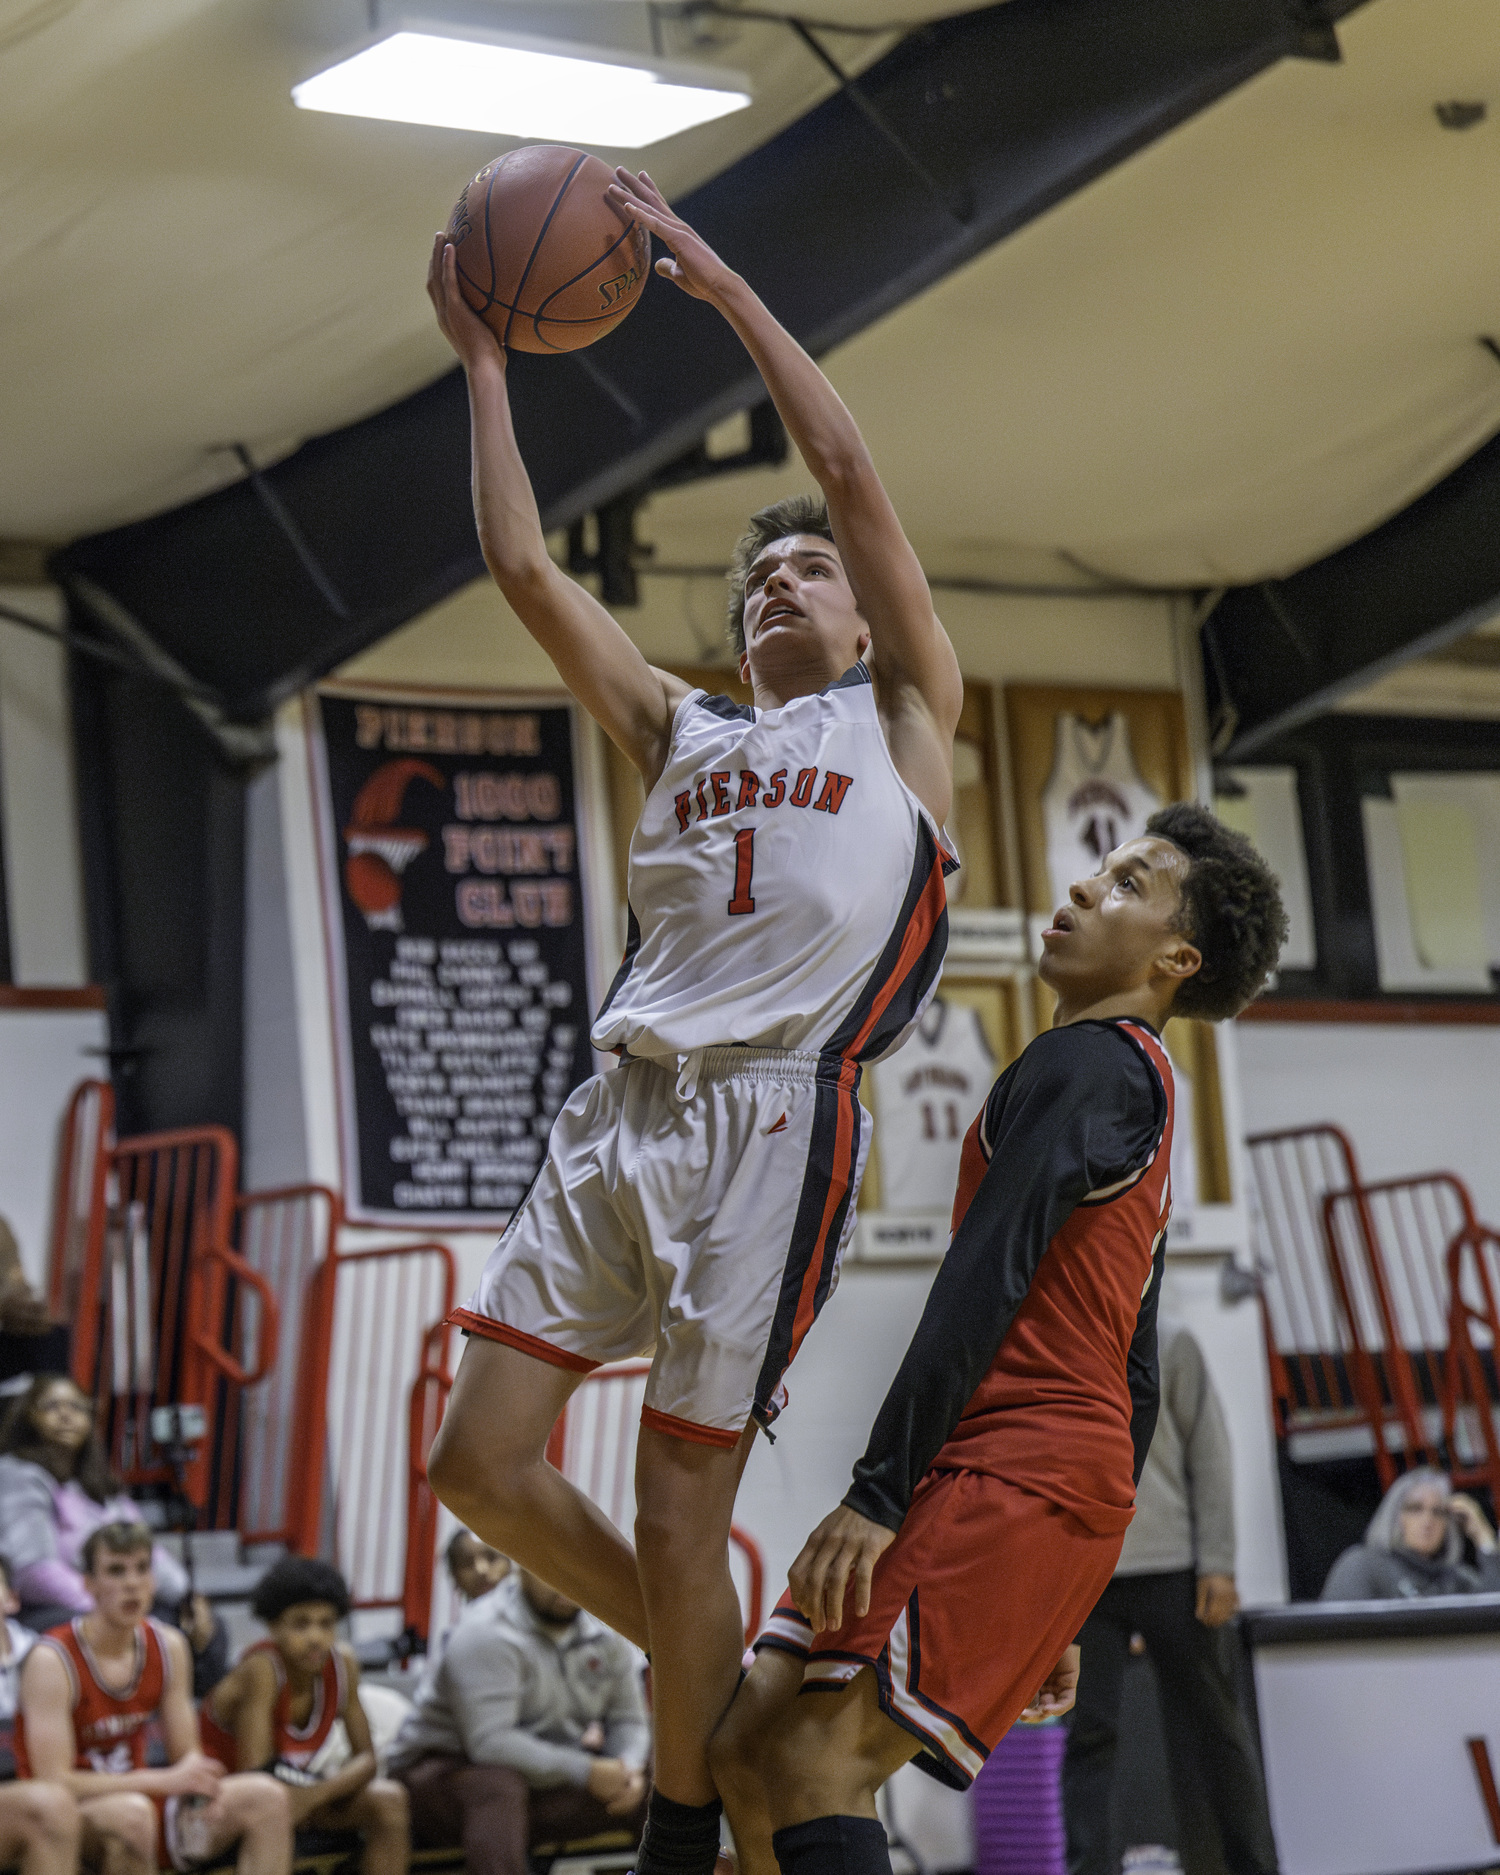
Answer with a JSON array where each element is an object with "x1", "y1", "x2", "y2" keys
[
  {"x1": 604, "y1": 169, "x2": 736, "y2": 304},
  {"x1": 1017, "y1": 1645, "x2": 1081, "y2": 1724},
  {"x1": 427, "y1": 233, "x2": 505, "y2": 374},
  {"x1": 789, "y1": 1504, "x2": 894, "y2": 1634}
]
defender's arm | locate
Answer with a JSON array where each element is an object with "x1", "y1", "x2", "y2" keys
[{"x1": 427, "y1": 236, "x2": 688, "y2": 787}]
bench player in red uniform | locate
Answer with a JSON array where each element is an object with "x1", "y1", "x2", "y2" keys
[
  {"x1": 426, "y1": 167, "x2": 963, "y2": 1875},
  {"x1": 710, "y1": 805, "x2": 1287, "y2": 1875},
  {"x1": 15, "y1": 1523, "x2": 290, "y2": 1875},
  {"x1": 201, "y1": 1558, "x2": 408, "y2": 1875}
]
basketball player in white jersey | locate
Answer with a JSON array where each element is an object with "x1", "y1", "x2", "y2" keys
[{"x1": 425, "y1": 166, "x2": 963, "y2": 1875}]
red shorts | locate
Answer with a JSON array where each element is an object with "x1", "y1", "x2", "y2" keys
[{"x1": 754, "y1": 1470, "x2": 1123, "y2": 1788}]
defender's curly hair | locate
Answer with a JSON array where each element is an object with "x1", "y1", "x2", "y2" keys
[
  {"x1": 1148, "y1": 802, "x2": 1288, "y2": 1021},
  {"x1": 251, "y1": 1555, "x2": 351, "y2": 1624},
  {"x1": 726, "y1": 495, "x2": 836, "y2": 655}
]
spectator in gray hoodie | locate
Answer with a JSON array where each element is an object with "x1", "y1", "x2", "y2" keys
[
  {"x1": 1063, "y1": 1319, "x2": 1278, "y2": 1875},
  {"x1": 389, "y1": 1568, "x2": 649, "y2": 1875},
  {"x1": 1321, "y1": 1467, "x2": 1500, "y2": 1601}
]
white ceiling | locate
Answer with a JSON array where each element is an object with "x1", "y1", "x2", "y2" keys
[{"x1": 3, "y1": 0, "x2": 1499, "y2": 604}]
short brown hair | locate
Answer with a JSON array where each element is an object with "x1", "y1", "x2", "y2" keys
[
  {"x1": 725, "y1": 495, "x2": 836, "y2": 655},
  {"x1": 81, "y1": 1521, "x2": 153, "y2": 1576}
]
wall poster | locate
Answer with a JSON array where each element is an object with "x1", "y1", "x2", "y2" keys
[
  {"x1": 1005, "y1": 683, "x2": 1232, "y2": 1212},
  {"x1": 310, "y1": 685, "x2": 602, "y2": 1228}
]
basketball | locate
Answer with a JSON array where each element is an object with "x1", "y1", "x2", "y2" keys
[{"x1": 446, "y1": 145, "x2": 651, "y2": 354}]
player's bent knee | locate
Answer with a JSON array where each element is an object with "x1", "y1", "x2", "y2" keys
[
  {"x1": 228, "y1": 1772, "x2": 293, "y2": 1827},
  {"x1": 88, "y1": 1792, "x2": 157, "y2": 1859},
  {"x1": 14, "y1": 1781, "x2": 80, "y2": 1841},
  {"x1": 366, "y1": 1779, "x2": 410, "y2": 1827}
]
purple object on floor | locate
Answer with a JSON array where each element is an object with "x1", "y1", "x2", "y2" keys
[{"x1": 970, "y1": 1722, "x2": 1067, "y2": 1875}]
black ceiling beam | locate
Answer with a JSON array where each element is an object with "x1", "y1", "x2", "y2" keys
[
  {"x1": 1204, "y1": 418, "x2": 1500, "y2": 757},
  {"x1": 56, "y1": 0, "x2": 1363, "y2": 725}
]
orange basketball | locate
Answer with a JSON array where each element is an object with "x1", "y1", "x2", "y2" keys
[{"x1": 446, "y1": 145, "x2": 650, "y2": 354}]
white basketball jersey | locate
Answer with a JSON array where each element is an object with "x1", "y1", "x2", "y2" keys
[
  {"x1": 871, "y1": 998, "x2": 994, "y2": 1213},
  {"x1": 593, "y1": 666, "x2": 954, "y2": 1066},
  {"x1": 1042, "y1": 712, "x2": 1162, "y2": 909}
]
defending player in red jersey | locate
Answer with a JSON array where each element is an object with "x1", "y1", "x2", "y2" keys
[
  {"x1": 425, "y1": 166, "x2": 963, "y2": 1875},
  {"x1": 15, "y1": 1521, "x2": 290, "y2": 1875},
  {"x1": 709, "y1": 804, "x2": 1288, "y2": 1875},
  {"x1": 201, "y1": 1558, "x2": 408, "y2": 1875}
]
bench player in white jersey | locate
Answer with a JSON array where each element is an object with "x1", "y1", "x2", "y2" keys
[{"x1": 425, "y1": 167, "x2": 964, "y2": 1875}]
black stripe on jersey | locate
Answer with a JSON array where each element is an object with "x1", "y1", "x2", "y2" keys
[
  {"x1": 751, "y1": 1066, "x2": 862, "y2": 1424},
  {"x1": 826, "y1": 662, "x2": 872, "y2": 692},
  {"x1": 824, "y1": 820, "x2": 948, "y2": 1064},
  {"x1": 594, "y1": 904, "x2": 642, "y2": 1023},
  {"x1": 696, "y1": 694, "x2": 756, "y2": 723}
]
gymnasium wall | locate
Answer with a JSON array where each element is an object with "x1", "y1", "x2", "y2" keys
[
  {"x1": 0, "y1": 599, "x2": 104, "y2": 1290},
  {"x1": 1236, "y1": 1018, "x2": 1500, "y2": 1224}
]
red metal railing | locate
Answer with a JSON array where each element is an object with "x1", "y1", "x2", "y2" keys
[
  {"x1": 1444, "y1": 1225, "x2": 1500, "y2": 1501},
  {"x1": 211, "y1": 1186, "x2": 343, "y2": 1545},
  {"x1": 48, "y1": 1078, "x2": 114, "y2": 1338},
  {"x1": 545, "y1": 1361, "x2": 765, "y2": 1643},
  {"x1": 327, "y1": 1243, "x2": 457, "y2": 1643}
]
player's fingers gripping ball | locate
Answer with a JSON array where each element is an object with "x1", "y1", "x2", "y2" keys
[{"x1": 446, "y1": 145, "x2": 650, "y2": 353}]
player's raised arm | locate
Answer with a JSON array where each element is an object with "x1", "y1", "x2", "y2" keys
[
  {"x1": 606, "y1": 173, "x2": 964, "y2": 753},
  {"x1": 426, "y1": 234, "x2": 688, "y2": 786}
]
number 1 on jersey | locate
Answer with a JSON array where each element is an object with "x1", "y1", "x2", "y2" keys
[{"x1": 728, "y1": 827, "x2": 756, "y2": 915}]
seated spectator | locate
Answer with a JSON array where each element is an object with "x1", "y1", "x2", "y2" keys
[
  {"x1": 1321, "y1": 1466, "x2": 1500, "y2": 1600},
  {"x1": 446, "y1": 1531, "x2": 509, "y2": 1604},
  {"x1": 0, "y1": 1553, "x2": 37, "y2": 1772},
  {"x1": 0, "y1": 1376, "x2": 190, "y2": 1628},
  {"x1": 14, "y1": 1521, "x2": 290, "y2": 1875},
  {"x1": 201, "y1": 1556, "x2": 408, "y2": 1875},
  {"x1": 389, "y1": 1568, "x2": 648, "y2": 1875}
]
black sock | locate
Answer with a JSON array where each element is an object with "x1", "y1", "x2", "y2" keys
[
  {"x1": 772, "y1": 1816, "x2": 892, "y2": 1875},
  {"x1": 635, "y1": 1791, "x2": 723, "y2": 1875}
]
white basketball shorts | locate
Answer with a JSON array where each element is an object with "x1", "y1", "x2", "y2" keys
[{"x1": 452, "y1": 1046, "x2": 871, "y2": 1445}]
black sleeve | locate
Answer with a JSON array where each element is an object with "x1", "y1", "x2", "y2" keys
[
  {"x1": 1127, "y1": 1236, "x2": 1166, "y2": 1485},
  {"x1": 844, "y1": 1023, "x2": 1166, "y2": 1532}
]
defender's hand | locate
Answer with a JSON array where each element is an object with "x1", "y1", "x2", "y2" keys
[
  {"x1": 789, "y1": 1506, "x2": 894, "y2": 1634},
  {"x1": 1195, "y1": 1574, "x2": 1240, "y2": 1628},
  {"x1": 427, "y1": 233, "x2": 506, "y2": 374},
  {"x1": 1018, "y1": 1646, "x2": 1080, "y2": 1723},
  {"x1": 604, "y1": 170, "x2": 737, "y2": 304}
]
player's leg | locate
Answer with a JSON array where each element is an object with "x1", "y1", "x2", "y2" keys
[
  {"x1": 0, "y1": 1780, "x2": 81, "y2": 1875},
  {"x1": 1134, "y1": 1574, "x2": 1277, "y2": 1875},
  {"x1": 710, "y1": 1645, "x2": 810, "y2": 1875},
  {"x1": 191, "y1": 1771, "x2": 293, "y2": 1875},
  {"x1": 634, "y1": 1419, "x2": 759, "y2": 1804},
  {"x1": 78, "y1": 1794, "x2": 156, "y2": 1875},
  {"x1": 761, "y1": 1668, "x2": 919, "y2": 1875},
  {"x1": 1060, "y1": 1588, "x2": 1134, "y2": 1875},
  {"x1": 305, "y1": 1779, "x2": 411, "y2": 1875},
  {"x1": 428, "y1": 1336, "x2": 649, "y2": 1648}
]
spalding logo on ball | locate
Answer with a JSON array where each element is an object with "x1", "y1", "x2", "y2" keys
[{"x1": 447, "y1": 145, "x2": 651, "y2": 354}]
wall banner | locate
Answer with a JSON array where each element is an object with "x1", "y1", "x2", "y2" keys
[{"x1": 310, "y1": 686, "x2": 597, "y2": 1227}]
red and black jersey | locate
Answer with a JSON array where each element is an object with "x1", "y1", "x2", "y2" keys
[
  {"x1": 844, "y1": 1017, "x2": 1173, "y2": 1538},
  {"x1": 13, "y1": 1618, "x2": 173, "y2": 1777},
  {"x1": 201, "y1": 1641, "x2": 348, "y2": 1774}
]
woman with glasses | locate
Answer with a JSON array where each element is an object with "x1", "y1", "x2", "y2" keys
[{"x1": 1321, "y1": 1466, "x2": 1500, "y2": 1600}]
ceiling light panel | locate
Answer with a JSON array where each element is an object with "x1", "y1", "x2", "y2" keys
[{"x1": 292, "y1": 21, "x2": 751, "y2": 148}]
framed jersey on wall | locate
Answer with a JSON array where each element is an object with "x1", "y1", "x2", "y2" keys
[{"x1": 1004, "y1": 682, "x2": 1232, "y2": 1210}]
